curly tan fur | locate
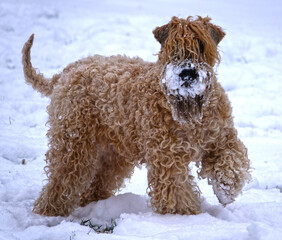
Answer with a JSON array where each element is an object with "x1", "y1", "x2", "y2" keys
[
  {"x1": 22, "y1": 16, "x2": 251, "y2": 217},
  {"x1": 153, "y1": 16, "x2": 225, "y2": 67}
]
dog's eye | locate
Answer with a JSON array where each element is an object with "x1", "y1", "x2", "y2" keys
[{"x1": 198, "y1": 41, "x2": 204, "y2": 54}]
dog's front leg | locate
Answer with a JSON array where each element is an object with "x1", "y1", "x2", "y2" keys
[
  {"x1": 146, "y1": 137, "x2": 202, "y2": 215},
  {"x1": 199, "y1": 128, "x2": 251, "y2": 206}
]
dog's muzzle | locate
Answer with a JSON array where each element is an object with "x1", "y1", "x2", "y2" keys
[{"x1": 161, "y1": 59, "x2": 209, "y2": 99}]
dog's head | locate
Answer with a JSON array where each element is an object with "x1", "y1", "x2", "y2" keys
[{"x1": 153, "y1": 16, "x2": 225, "y2": 124}]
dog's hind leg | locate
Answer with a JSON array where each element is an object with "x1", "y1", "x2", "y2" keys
[
  {"x1": 33, "y1": 132, "x2": 98, "y2": 216},
  {"x1": 33, "y1": 93, "x2": 99, "y2": 216}
]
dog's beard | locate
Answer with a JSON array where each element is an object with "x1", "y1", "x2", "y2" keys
[
  {"x1": 161, "y1": 60, "x2": 212, "y2": 125},
  {"x1": 167, "y1": 94, "x2": 204, "y2": 124}
]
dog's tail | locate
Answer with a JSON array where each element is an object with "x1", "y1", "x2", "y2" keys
[{"x1": 22, "y1": 34, "x2": 61, "y2": 97}]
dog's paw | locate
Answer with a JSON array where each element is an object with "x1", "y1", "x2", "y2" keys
[{"x1": 211, "y1": 180, "x2": 235, "y2": 206}]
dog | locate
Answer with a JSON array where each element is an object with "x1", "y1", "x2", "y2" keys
[{"x1": 22, "y1": 16, "x2": 251, "y2": 216}]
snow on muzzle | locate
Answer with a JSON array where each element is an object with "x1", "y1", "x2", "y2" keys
[
  {"x1": 161, "y1": 59, "x2": 213, "y2": 124},
  {"x1": 161, "y1": 59, "x2": 211, "y2": 99}
]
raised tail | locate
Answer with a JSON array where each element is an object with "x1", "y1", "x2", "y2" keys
[{"x1": 22, "y1": 34, "x2": 60, "y2": 97}]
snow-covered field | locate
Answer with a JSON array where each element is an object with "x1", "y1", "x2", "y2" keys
[{"x1": 0, "y1": 0, "x2": 282, "y2": 239}]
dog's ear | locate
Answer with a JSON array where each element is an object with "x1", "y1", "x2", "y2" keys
[
  {"x1": 153, "y1": 23, "x2": 169, "y2": 46},
  {"x1": 208, "y1": 24, "x2": 225, "y2": 45}
]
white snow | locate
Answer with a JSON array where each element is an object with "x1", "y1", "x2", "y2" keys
[
  {"x1": 1, "y1": 0, "x2": 282, "y2": 239},
  {"x1": 211, "y1": 180, "x2": 234, "y2": 206}
]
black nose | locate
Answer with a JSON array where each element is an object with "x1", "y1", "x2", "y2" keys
[{"x1": 179, "y1": 68, "x2": 199, "y2": 87}]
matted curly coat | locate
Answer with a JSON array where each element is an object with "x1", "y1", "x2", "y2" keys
[{"x1": 22, "y1": 16, "x2": 251, "y2": 216}]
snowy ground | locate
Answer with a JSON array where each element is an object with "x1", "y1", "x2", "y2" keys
[{"x1": 0, "y1": 0, "x2": 282, "y2": 239}]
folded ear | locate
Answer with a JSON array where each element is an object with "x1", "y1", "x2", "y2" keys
[
  {"x1": 153, "y1": 23, "x2": 169, "y2": 46},
  {"x1": 208, "y1": 24, "x2": 225, "y2": 45}
]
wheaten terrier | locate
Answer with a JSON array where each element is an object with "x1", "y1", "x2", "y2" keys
[{"x1": 22, "y1": 16, "x2": 251, "y2": 216}]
